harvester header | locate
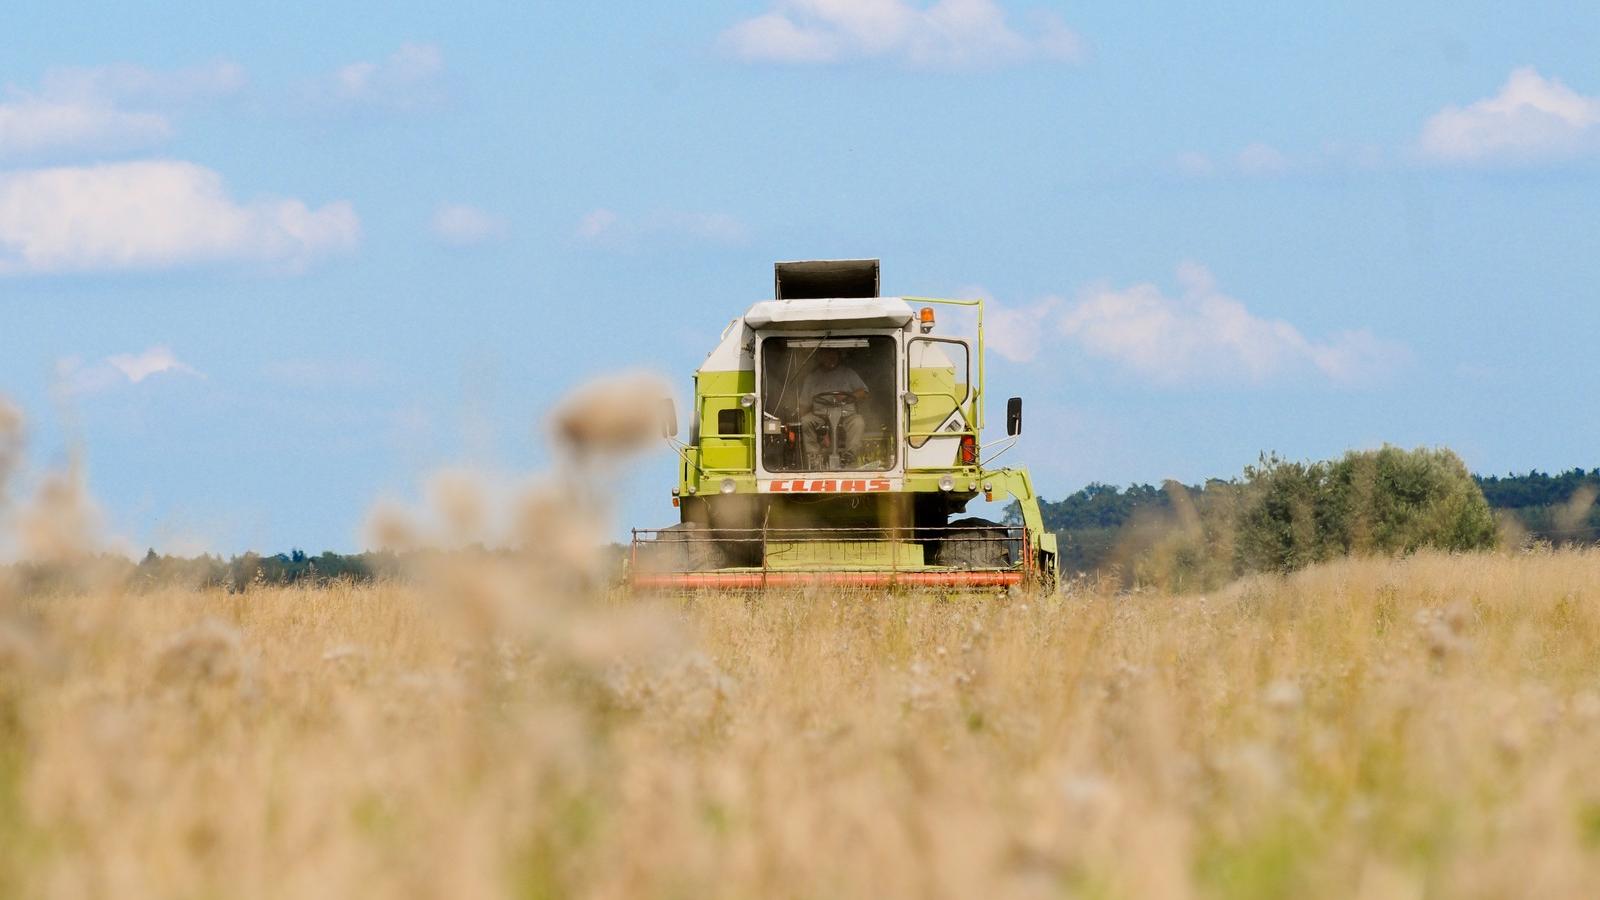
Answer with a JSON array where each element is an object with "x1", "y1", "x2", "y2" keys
[{"x1": 631, "y1": 259, "x2": 1059, "y2": 590}]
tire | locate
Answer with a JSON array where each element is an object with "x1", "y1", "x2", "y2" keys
[{"x1": 933, "y1": 517, "x2": 1014, "y2": 569}]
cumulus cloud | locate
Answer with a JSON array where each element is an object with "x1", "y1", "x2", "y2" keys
[
  {"x1": 575, "y1": 207, "x2": 748, "y2": 245},
  {"x1": 108, "y1": 346, "x2": 199, "y2": 383},
  {"x1": 973, "y1": 291, "x2": 1060, "y2": 363},
  {"x1": 722, "y1": 0, "x2": 1085, "y2": 68},
  {"x1": 38, "y1": 61, "x2": 246, "y2": 107},
  {"x1": 1418, "y1": 67, "x2": 1600, "y2": 165},
  {"x1": 1235, "y1": 142, "x2": 1289, "y2": 175},
  {"x1": 0, "y1": 101, "x2": 170, "y2": 160},
  {"x1": 318, "y1": 43, "x2": 445, "y2": 110},
  {"x1": 58, "y1": 346, "x2": 202, "y2": 394},
  {"x1": 0, "y1": 160, "x2": 359, "y2": 275},
  {"x1": 431, "y1": 203, "x2": 506, "y2": 245},
  {"x1": 1056, "y1": 263, "x2": 1403, "y2": 385},
  {"x1": 0, "y1": 61, "x2": 244, "y2": 161},
  {"x1": 984, "y1": 264, "x2": 1403, "y2": 386}
]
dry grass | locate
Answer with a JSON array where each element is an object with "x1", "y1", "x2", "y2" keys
[{"x1": 1, "y1": 550, "x2": 1599, "y2": 899}]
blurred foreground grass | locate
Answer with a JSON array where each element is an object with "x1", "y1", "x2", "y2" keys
[{"x1": 3, "y1": 550, "x2": 1600, "y2": 899}]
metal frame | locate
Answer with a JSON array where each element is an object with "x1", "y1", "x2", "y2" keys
[
  {"x1": 754, "y1": 331, "x2": 903, "y2": 477},
  {"x1": 629, "y1": 524, "x2": 1034, "y2": 590},
  {"x1": 631, "y1": 570, "x2": 1025, "y2": 589}
]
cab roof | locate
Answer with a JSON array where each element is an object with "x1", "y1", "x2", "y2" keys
[{"x1": 744, "y1": 296, "x2": 915, "y2": 330}]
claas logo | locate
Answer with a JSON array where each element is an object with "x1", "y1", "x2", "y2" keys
[{"x1": 766, "y1": 479, "x2": 893, "y2": 493}]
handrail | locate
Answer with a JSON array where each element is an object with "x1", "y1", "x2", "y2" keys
[{"x1": 900, "y1": 296, "x2": 985, "y2": 432}]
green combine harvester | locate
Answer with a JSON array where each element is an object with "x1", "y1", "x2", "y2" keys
[{"x1": 631, "y1": 259, "x2": 1058, "y2": 590}]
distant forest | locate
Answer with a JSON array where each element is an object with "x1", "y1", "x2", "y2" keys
[
  {"x1": 1039, "y1": 468, "x2": 1600, "y2": 576},
  {"x1": 132, "y1": 548, "x2": 400, "y2": 588},
  {"x1": 0, "y1": 549, "x2": 407, "y2": 595}
]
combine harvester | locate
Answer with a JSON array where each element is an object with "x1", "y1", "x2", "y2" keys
[{"x1": 631, "y1": 259, "x2": 1058, "y2": 591}]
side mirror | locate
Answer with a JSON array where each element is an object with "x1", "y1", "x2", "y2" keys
[
  {"x1": 661, "y1": 398, "x2": 678, "y2": 438},
  {"x1": 1006, "y1": 397, "x2": 1022, "y2": 436}
]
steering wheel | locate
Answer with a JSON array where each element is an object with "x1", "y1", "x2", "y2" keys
[{"x1": 812, "y1": 390, "x2": 856, "y2": 407}]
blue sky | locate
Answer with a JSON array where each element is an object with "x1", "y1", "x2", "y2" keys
[{"x1": 1, "y1": 1, "x2": 1597, "y2": 555}]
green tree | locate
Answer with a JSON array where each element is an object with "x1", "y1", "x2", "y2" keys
[
  {"x1": 1325, "y1": 446, "x2": 1496, "y2": 555},
  {"x1": 1233, "y1": 446, "x2": 1495, "y2": 575},
  {"x1": 1232, "y1": 454, "x2": 1328, "y2": 574}
]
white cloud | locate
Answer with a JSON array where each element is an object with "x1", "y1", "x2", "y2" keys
[
  {"x1": 972, "y1": 290, "x2": 1060, "y2": 363},
  {"x1": 575, "y1": 208, "x2": 748, "y2": 245},
  {"x1": 57, "y1": 346, "x2": 202, "y2": 394},
  {"x1": 431, "y1": 203, "x2": 506, "y2": 245},
  {"x1": 38, "y1": 61, "x2": 246, "y2": 107},
  {"x1": 722, "y1": 0, "x2": 1085, "y2": 68},
  {"x1": 0, "y1": 160, "x2": 359, "y2": 275},
  {"x1": 0, "y1": 100, "x2": 170, "y2": 160},
  {"x1": 0, "y1": 61, "x2": 244, "y2": 161},
  {"x1": 980, "y1": 265, "x2": 1402, "y2": 386},
  {"x1": 965, "y1": 267, "x2": 1407, "y2": 387},
  {"x1": 1235, "y1": 142, "x2": 1289, "y2": 175},
  {"x1": 108, "y1": 346, "x2": 199, "y2": 383},
  {"x1": 1418, "y1": 67, "x2": 1600, "y2": 165},
  {"x1": 1055, "y1": 263, "x2": 1403, "y2": 385},
  {"x1": 320, "y1": 43, "x2": 445, "y2": 110}
]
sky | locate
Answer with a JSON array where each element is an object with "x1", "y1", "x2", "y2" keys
[{"x1": 1, "y1": 1, "x2": 1597, "y2": 556}]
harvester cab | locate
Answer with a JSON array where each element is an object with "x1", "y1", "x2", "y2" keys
[{"x1": 632, "y1": 259, "x2": 1059, "y2": 590}]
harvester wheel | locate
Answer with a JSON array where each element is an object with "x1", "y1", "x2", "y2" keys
[{"x1": 933, "y1": 517, "x2": 1013, "y2": 569}]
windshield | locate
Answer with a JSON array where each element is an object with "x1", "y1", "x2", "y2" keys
[{"x1": 759, "y1": 335, "x2": 896, "y2": 473}]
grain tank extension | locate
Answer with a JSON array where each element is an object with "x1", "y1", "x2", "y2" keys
[{"x1": 631, "y1": 259, "x2": 1059, "y2": 590}]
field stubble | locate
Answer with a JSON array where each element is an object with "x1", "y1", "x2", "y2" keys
[{"x1": 1, "y1": 550, "x2": 1599, "y2": 898}]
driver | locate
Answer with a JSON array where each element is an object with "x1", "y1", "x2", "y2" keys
[{"x1": 799, "y1": 347, "x2": 868, "y2": 469}]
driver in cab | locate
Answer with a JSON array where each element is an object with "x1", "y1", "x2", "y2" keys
[{"x1": 799, "y1": 347, "x2": 867, "y2": 469}]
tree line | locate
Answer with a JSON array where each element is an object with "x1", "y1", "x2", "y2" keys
[
  {"x1": 1034, "y1": 455, "x2": 1597, "y2": 587},
  {"x1": 0, "y1": 549, "x2": 402, "y2": 597},
  {"x1": 1475, "y1": 468, "x2": 1600, "y2": 541}
]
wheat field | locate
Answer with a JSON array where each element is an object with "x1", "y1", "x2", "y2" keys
[{"x1": 1, "y1": 550, "x2": 1598, "y2": 899}]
